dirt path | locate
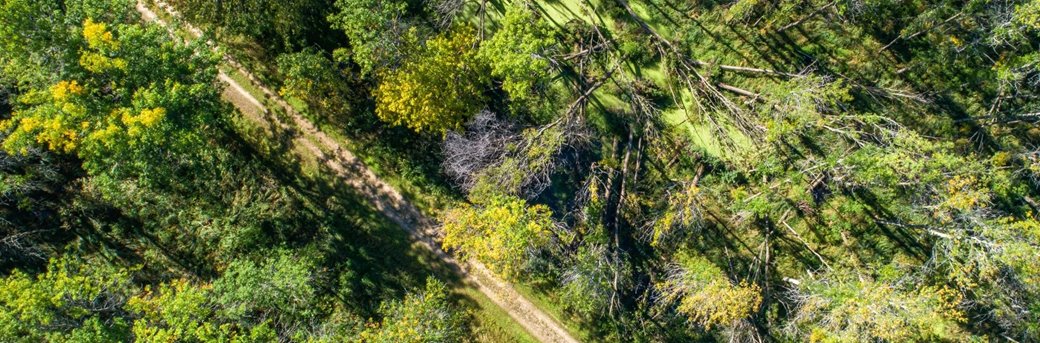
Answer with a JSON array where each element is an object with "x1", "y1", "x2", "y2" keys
[{"x1": 136, "y1": 2, "x2": 579, "y2": 343}]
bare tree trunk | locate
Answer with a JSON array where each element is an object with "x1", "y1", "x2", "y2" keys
[
  {"x1": 717, "y1": 82, "x2": 764, "y2": 100},
  {"x1": 616, "y1": 131, "x2": 633, "y2": 235},
  {"x1": 479, "y1": 0, "x2": 486, "y2": 41}
]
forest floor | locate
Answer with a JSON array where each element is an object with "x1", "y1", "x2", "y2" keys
[{"x1": 135, "y1": 2, "x2": 578, "y2": 342}]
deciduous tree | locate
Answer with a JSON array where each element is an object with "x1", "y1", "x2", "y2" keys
[
  {"x1": 374, "y1": 28, "x2": 488, "y2": 134},
  {"x1": 442, "y1": 194, "x2": 554, "y2": 279},
  {"x1": 328, "y1": 0, "x2": 412, "y2": 75},
  {"x1": 360, "y1": 278, "x2": 467, "y2": 343},
  {"x1": 478, "y1": 5, "x2": 557, "y2": 107}
]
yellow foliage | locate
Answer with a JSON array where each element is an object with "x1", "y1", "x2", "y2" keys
[
  {"x1": 83, "y1": 18, "x2": 119, "y2": 50},
  {"x1": 374, "y1": 28, "x2": 487, "y2": 134},
  {"x1": 50, "y1": 80, "x2": 85, "y2": 102},
  {"x1": 794, "y1": 275, "x2": 968, "y2": 342},
  {"x1": 2, "y1": 76, "x2": 168, "y2": 156},
  {"x1": 87, "y1": 111, "x2": 125, "y2": 148},
  {"x1": 676, "y1": 280, "x2": 762, "y2": 329},
  {"x1": 659, "y1": 254, "x2": 762, "y2": 329},
  {"x1": 441, "y1": 195, "x2": 552, "y2": 279},
  {"x1": 5, "y1": 108, "x2": 82, "y2": 154},
  {"x1": 122, "y1": 107, "x2": 166, "y2": 129},
  {"x1": 940, "y1": 175, "x2": 988, "y2": 214},
  {"x1": 991, "y1": 151, "x2": 1011, "y2": 166},
  {"x1": 79, "y1": 52, "x2": 128, "y2": 73},
  {"x1": 79, "y1": 19, "x2": 126, "y2": 73},
  {"x1": 651, "y1": 185, "x2": 700, "y2": 247}
]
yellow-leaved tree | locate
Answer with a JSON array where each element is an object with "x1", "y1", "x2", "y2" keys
[
  {"x1": 441, "y1": 195, "x2": 554, "y2": 279},
  {"x1": 657, "y1": 253, "x2": 762, "y2": 330},
  {"x1": 374, "y1": 28, "x2": 488, "y2": 134}
]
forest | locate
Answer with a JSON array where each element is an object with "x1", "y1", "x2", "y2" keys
[{"x1": 1, "y1": 0, "x2": 1039, "y2": 342}]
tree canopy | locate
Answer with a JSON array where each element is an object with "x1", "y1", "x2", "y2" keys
[{"x1": 374, "y1": 28, "x2": 488, "y2": 134}]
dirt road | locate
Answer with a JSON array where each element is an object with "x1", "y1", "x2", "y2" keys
[{"x1": 136, "y1": 2, "x2": 579, "y2": 342}]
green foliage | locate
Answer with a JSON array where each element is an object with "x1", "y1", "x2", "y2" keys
[
  {"x1": 0, "y1": 16, "x2": 221, "y2": 186},
  {"x1": 478, "y1": 6, "x2": 557, "y2": 107},
  {"x1": 558, "y1": 245, "x2": 618, "y2": 320},
  {"x1": 374, "y1": 28, "x2": 489, "y2": 134},
  {"x1": 360, "y1": 278, "x2": 467, "y2": 343},
  {"x1": 7, "y1": 0, "x2": 1040, "y2": 341},
  {"x1": 129, "y1": 279, "x2": 219, "y2": 342},
  {"x1": 0, "y1": 0, "x2": 134, "y2": 85},
  {"x1": 755, "y1": 76, "x2": 852, "y2": 144},
  {"x1": 0, "y1": 256, "x2": 134, "y2": 342},
  {"x1": 789, "y1": 271, "x2": 968, "y2": 342},
  {"x1": 442, "y1": 194, "x2": 554, "y2": 280},
  {"x1": 128, "y1": 279, "x2": 279, "y2": 342},
  {"x1": 213, "y1": 250, "x2": 319, "y2": 334},
  {"x1": 328, "y1": 0, "x2": 410, "y2": 75},
  {"x1": 277, "y1": 49, "x2": 361, "y2": 126},
  {"x1": 0, "y1": 255, "x2": 288, "y2": 342},
  {"x1": 169, "y1": 0, "x2": 335, "y2": 52},
  {"x1": 0, "y1": 1, "x2": 494, "y2": 342}
]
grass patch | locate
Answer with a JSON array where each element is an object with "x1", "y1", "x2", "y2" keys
[
  {"x1": 455, "y1": 287, "x2": 540, "y2": 343},
  {"x1": 221, "y1": 68, "x2": 269, "y2": 106}
]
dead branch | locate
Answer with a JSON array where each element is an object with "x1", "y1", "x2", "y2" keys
[{"x1": 777, "y1": 1, "x2": 837, "y2": 33}]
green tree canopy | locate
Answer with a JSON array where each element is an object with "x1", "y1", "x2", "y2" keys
[
  {"x1": 360, "y1": 278, "x2": 467, "y2": 343},
  {"x1": 328, "y1": 0, "x2": 411, "y2": 75},
  {"x1": 0, "y1": 256, "x2": 135, "y2": 342},
  {"x1": 213, "y1": 250, "x2": 319, "y2": 336},
  {"x1": 478, "y1": 5, "x2": 558, "y2": 107}
]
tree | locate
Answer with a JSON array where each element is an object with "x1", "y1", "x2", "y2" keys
[
  {"x1": 328, "y1": 0, "x2": 412, "y2": 75},
  {"x1": 168, "y1": 0, "x2": 335, "y2": 52},
  {"x1": 0, "y1": 0, "x2": 135, "y2": 86},
  {"x1": 0, "y1": 256, "x2": 135, "y2": 342},
  {"x1": 478, "y1": 5, "x2": 557, "y2": 107},
  {"x1": 213, "y1": 250, "x2": 319, "y2": 338},
  {"x1": 0, "y1": 255, "x2": 284, "y2": 342},
  {"x1": 559, "y1": 244, "x2": 626, "y2": 321},
  {"x1": 0, "y1": 16, "x2": 222, "y2": 185},
  {"x1": 128, "y1": 279, "x2": 278, "y2": 342},
  {"x1": 360, "y1": 278, "x2": 467, "y2": 343},
  {"x1": 374, "y1": 27, "x2": 488, "y2": 134},
  {"x1": 0, "y1": 0, "x2": 315, "y2": 275},
  {"x1": 443, "y1": 112, "x2": 573, "y2": 199},
  {"x1": 0, "y1": 124, "x2": 80, "y2": 270},
  {"x1": 442, "y1": 194, "x2": 554, "y2": 279},
  {"x1": 442, "y1": 110, "x2": 516, "y2": 191},
  {"x1": 277, "y1": 49, "x2": 363, "y2": 128},
  {"x1": 657, "y1": 253, "x2": 761, "y2": 330}
]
